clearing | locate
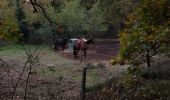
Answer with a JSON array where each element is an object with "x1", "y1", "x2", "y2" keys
[{"x1": 0, "y1": 40, "x2": 128, "y2": 99}]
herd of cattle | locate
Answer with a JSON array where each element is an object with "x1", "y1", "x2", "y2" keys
[{"x1": 54, "y1": 38, "x2": 94, "y2": 59}]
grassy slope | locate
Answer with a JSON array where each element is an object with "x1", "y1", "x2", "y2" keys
[
  {"x1": 0, "y1": 44, "x2": 126, "y2": 87},
  {"x1": 0, "y1": 44, "x2": 130, "y2": 99}
]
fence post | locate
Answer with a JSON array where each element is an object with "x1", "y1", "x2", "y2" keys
[{"x1": 80, "y1": 67, "x2": 86, "y2": 100}]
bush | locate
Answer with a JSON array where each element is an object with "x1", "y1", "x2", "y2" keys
[
  {"x1": 111, "y1": 55, "x2": 127, "y2": 65},
  {"x1": 87, "y1": 65, "x2": 170, "y2": 100},
  {"x1": 28, "y1": 26, "x2": 54, "y2": 44}
]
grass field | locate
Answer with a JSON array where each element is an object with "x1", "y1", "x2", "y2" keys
[{"x1": 0, "y1": 44, "x2": 127, "y2": 99}]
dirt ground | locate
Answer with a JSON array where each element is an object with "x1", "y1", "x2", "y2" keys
[
  {"x1": 0, "y1": 40, "x2": 128, "y2": 100},
  {"x1": 60, "y1": 39, "x2": 120, "y2": 62}
]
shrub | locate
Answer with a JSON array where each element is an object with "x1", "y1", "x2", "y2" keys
[
  {"x1": 28, "y1": 25, "x2": 54, "y2": 44},
  {"x1": 87, "y1": 64, "x2": 170, "y2": 100}
]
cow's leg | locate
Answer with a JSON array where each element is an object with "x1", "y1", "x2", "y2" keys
[
  {"x1": 80, "y1": 50, "x2": 83, "y2": 62},
  {"x1": 54, "y1": 42, "x2": 56, "y2": 50},
  {"x1": 84, "y1": 50, "x2": 87, "y2": 58},
  {"x1": 62, "y1": 43, "x2": 66, "y2": 51},
  {"x1": 76, "y1": 49, "x2": 80, "y2": 59},
  {"x1": 56, "y1": 44, "x2": 59, "y2": 51},
  {"x1": 62, "y1": 44, "x2": 64, "y2": 51},
  {"x1": 73, "y1": 46, "x2": 78, "y2": 58},
  {"x1": 54, "y1": 42, "x2": 58, "y2": 51}
]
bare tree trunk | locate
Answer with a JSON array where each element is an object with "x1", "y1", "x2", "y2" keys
[{"x1": 146, "y1": 49, "x2": 151, "y2": 67}]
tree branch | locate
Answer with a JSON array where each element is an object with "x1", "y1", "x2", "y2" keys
[
  {"x1": 11, "y1": 46, "x2": 39, "y2": 100},
  {"x1": 29, "y1": 0, "x2": 57, "y2": 25}
]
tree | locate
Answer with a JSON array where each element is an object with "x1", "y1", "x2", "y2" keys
[
  {"x1": 56, "y1": 0, "x2": 106, "y2": 37},
  {"x1": 85, "y1": 1, "x2": 107, "y2": 37},
  {"x1": 15, "y1": 0, "x2": 29, "y2": 42},
  {"x1": 57, "y1": 0, "x2": 86, "y2": 35},
  {"x1": 0, "y1": 0, "x2": 22, "y2": 42},
  {"x1": 22, "y1": 0, "x2": 58, "y2": 43},
  {"x1": 119, "y1": 0, "x2": 170, "y2": 67}
]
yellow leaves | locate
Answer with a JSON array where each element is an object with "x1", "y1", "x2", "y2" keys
[
  {"x1": 0, "y1": 0, "x2": 9, "y2": 9},
  {"x1": 0, "y1": 32, "x2": 5, "y2": 39},
  {"x1": 119, "y1": 31, "x2": 128, "y2": 46},
  {"x1": 0, "y1": 15, "x2": 22, "y2": 42},
  {"x1": 0, "y1": 0, "x2": 23, "y2": 42},
  {"x1": 127, "y1": 13, "x2": 138, "y2": 23},
  {"x1": 119, "y1": 0, "x2": 169, "y2": 65}
]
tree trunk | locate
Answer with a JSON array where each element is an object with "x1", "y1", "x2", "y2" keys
[
  {"x1": 146, "y1": 49, "x2": 151, "y2": 67},
  {"x1": 15, "y1": 0, "x2": 29, "y2": 43}
]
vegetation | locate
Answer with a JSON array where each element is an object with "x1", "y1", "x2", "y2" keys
[
  {"x1": 87, "y1": 67, "x2": 170, "y2": 100},
  {"x1": 0, "y1": 0, "x2": 22, "y2": 42},
  {"x1": 119, "y1": 0, "x2": 170, "y2": 67},
  {"x1": 0, "y1": 0, "x2": 170, "y2": 99}
]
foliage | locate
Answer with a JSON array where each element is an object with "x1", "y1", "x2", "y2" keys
[
  {"x1": 56, "y1": 0, "x2": 106, "y2": 36},
  {"x1": 23, "y1": 0, "x2": 106, "y2": 42},
  {"x1": 58, "y1": 0, "x2": 87, "y2": 34},
  {"x1": 0, "y1": 0, "x2": 22, "y2": 42},
  {"x1": 15, "y1": 0, "x2": 30, "y2": 42},
  {"x1": 106, "y1": 0, "x2": 133, "y2": 28},
  {"x1": 23, "y1": 0, "x2": 56, "y2": 44},
  {"x1": 82, "y1": 0, "x2": 134, "y2": 34},
  {"x1": 85, "y1": 1, "x2": 107, "y2": 36},
  {"x1": 118, "y1": 0, "x2": 170, "y2": 66},
  {"x1": 1, "y1": 0, "x2": 109, "y2": 43},
  {"x1": 87, "y1": 66, "x2": 170, "y2": 99},
  {"x1": 141, "y1": 56, "x2": 170, "y2": 79},
  {"x1": 29, "y1": 24, "x2": 54, "y2": 44}
]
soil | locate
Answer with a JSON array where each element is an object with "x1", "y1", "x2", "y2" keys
[
  {"x1": 0, "y1": 39, "x2": 126, "y2": 100},
  {"x1": 60, "y1": 39, "x2": 120, "y2": 62}
]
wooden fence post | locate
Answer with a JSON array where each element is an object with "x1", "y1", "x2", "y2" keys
[{"x1": 80, "y1": 67, "x2": 86, "y2": 100}]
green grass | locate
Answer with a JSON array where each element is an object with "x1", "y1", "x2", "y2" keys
[
  {"x1": 0, "y1": 44, "x2": 105, "y2": 86},
  {"x1": 71, "y1": 69, "x2": 99, "y2": 86},
  {"x1": 0, "y1": 44, "x2": 50, "y2": 56},
  {"x1": 0, "y1": 44, "x2": 128, "y2": 88}
]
